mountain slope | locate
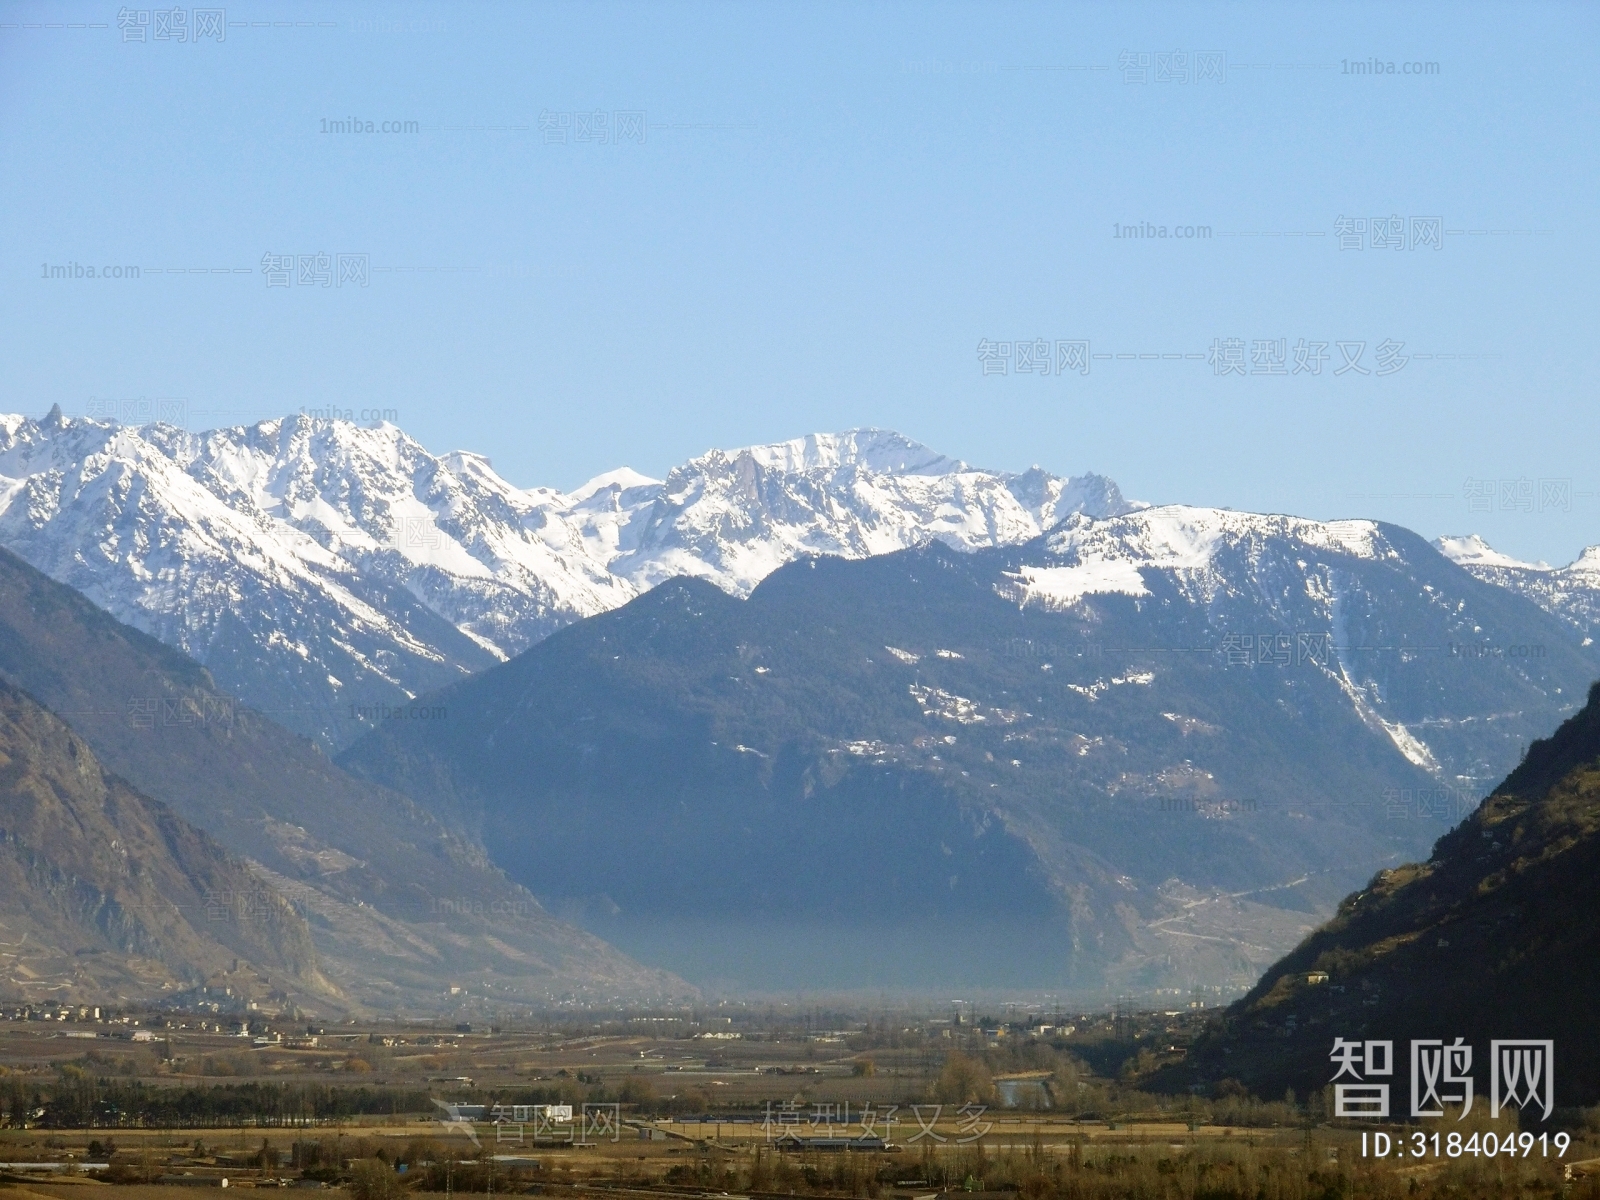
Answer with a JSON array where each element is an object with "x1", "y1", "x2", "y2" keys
[
  {"x1": 1174, "y1": 678, "x2": 1600, "y2": 1108},
  {"x1": 339, "y1": 507, "x2": 1597, "y2": 995},
  {"x1": 0, "y1": 546, "x2": 691, "y2": 1012},
  {"x1": 0, "y1": 677, "x2": 331, "y2": 1009},
  {"x1": 0, "y1": 412, "x2": 1131, "y2": 749}
]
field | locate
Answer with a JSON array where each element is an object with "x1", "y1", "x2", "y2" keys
[{"x1": 2, "y1": 1011, "x2": 1596, "y2": 1200}]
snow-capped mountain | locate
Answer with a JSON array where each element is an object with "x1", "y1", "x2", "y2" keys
[
  {"x1": 1019, "y1": 507, "x2": 1600, "y2": 789},
  {"x1": 1435, "y1": 533, "x2": 1600, "y2": 640},
  {"x1": 0, "y1": 410, "x2": 1134, "y2": 748}
]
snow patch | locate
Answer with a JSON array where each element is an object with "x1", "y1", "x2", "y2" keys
[
  {"x1": 909, "y1": 684, "x2": 987, "y2": 724},
  {"x1": 1378, "y1": 719, "x2": 1440, "y2": 773},
  {"x1": 1005, "y1": 560, "x2": 1150, "y2": 609},
  {"x1": 1323, "y1": 625, "x2": 1443, "y2": 775}
]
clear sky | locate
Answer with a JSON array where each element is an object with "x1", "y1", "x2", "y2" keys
[{"x1": 2, "y1": 1, "x2": 1595, "y2": 565}]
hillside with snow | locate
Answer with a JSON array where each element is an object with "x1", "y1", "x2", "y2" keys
[{"x1": 1435, "y1": 533, "x2": 1600, "y2": 640}]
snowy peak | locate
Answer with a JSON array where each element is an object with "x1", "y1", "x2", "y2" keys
[
  {"x1": 731, "y1": 428, "x2": 966, "y2": 476},
  {"x1": 606, "y1": 429, "x2": 1139, "y2": 596},
  {"x1": 1433, "y1": 534, "x2": 1548, "y2": 571},
  {"x1": 565, "y1": 466, "x2": 662, "y2": 505}
]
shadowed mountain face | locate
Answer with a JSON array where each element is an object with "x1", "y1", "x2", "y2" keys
[
  {"x1": 1171, "y1": 679, "x2": 1600, "y2": 1108},
  {"x1": 0, "y1": 547, "x2": 692, "y2": 1012},
  {"x1": 338, "y1": 511, "x2": 1597, "y2": 996},
  {"x1": 0, "y1": 678, "x2": 330, "y2": 1009}
]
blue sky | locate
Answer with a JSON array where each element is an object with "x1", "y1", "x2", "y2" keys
[{"x1": 3, "y1": 0, "x2": 1596, "y2": 564}]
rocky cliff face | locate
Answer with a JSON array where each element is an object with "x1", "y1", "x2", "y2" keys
[{"x1": 0, "y1": 546, "x2": 693, "y2": 1013}]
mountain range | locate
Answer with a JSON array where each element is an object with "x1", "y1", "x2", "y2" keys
[
  {"x1": 4, "y1": 410, "x2": 1598, "y2": 1000},
  {"x1": 0, "y1": 412, "x2": 1134, "y2": 750},
  {"x1": 338, "y1": 507, "x2": 1598, "y2": 995}
]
